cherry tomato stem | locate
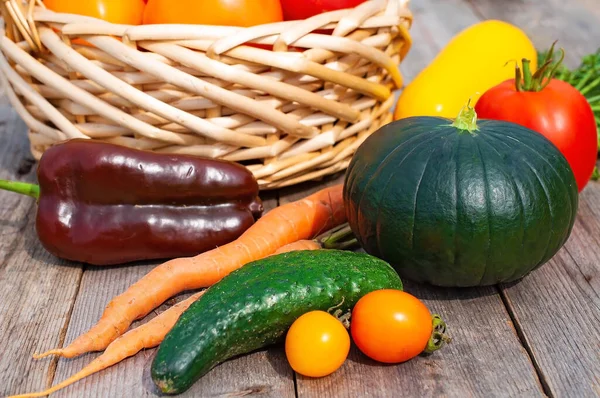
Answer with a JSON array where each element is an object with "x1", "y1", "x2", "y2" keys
[{"x1": 424, "y1": 314, "x2": 451, "y2": 354}]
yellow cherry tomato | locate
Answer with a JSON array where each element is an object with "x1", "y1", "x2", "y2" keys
[
  {"x1": 285, "y1": 311, "x2": 350, "y2": 378},
  {"x1": 394, "y1": 20, "x2": 538, "y2": 120}
]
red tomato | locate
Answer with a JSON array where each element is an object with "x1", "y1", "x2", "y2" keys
[
  {"x1": 143, "y1": 0, "x2": 283, "y2": 26},
  {"x1": 280, "y1": 0, "x2": 367, "y2": 21},
  {"x1": 44, "y1": 0, "x2": 145, "y2": 25},
  {"x1": 350, "y1": 290, "x2": 435, "y2": 364},
  {"x1": 475, "y1": 78, "x2": 597, "y2": 192}
]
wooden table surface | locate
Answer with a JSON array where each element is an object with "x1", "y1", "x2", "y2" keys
[{"x1": 2, "y1": 0, "x2": 600, "y2": 397}]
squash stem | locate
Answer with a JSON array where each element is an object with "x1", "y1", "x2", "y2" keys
[
  {"x1": 424, "y1": 314, "x2": 451, "y2": 354},
  {"x1": 0, "y1": 179, "x2": 40, "y2": 199},
  {"x1": 318, "y1": 223, "x2": 359, "y2": 251},
  {"x1": 452, "y1": 99, "x2": 479, "y2": 133}
]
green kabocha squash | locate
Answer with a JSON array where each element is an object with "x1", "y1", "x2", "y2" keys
[{"x1": 343, "y1": 105, "x2": 578, "y2": 287}]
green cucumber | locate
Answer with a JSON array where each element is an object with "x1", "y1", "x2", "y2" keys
[{"x1": 151, "y1": 249, "x2": 403, "y2": 394}]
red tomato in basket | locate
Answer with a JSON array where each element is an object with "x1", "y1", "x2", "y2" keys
[
  {"x1": 475, "y1": 78, "x2": 598, "y2": 192},
  {"x1": 143, "y1": 0, "x2": 283, "y2": 26},
  {"x1": 44, "y1": 0, "x2": 146, "y2": 25},
  {"x1": 281, "y1": 0, "x2": 368, "y2": 21}
]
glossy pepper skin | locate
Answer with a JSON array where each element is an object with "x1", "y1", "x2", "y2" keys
[{"x1": 26, "y1": 139, "x2": 262, "y2": 265}]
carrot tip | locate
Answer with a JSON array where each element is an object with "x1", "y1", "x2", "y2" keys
[
  {"x1": 6, "y1": 393, "x2": 46, "y2": 398},
  {"x1": 33, "y1": 349, "x2": 63, "y2": 359}
]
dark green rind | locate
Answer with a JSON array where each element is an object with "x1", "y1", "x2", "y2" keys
[
  {"x1": 344, "y1": 117, "x2": 578, "y2": 287},
  {"x1": 151, "y1": 250, "x2": 403, "y2": 394}
]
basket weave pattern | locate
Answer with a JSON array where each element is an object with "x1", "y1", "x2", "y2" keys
[{"x1": 0, "y1": 0, "x2": 412, "y2": 189}]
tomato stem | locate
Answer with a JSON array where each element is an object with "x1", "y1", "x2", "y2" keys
[
  {"x1": 452, "y1": 98, "x2": 479, "y2": 133},
  {"x1": 424, "y1": 314, "x2": 451, "y2": 354},
  {"x1": 515, "y1": 40, "x2": 565, "y2": 92},
  {"x1": 522, "y1": 59, "x2": 533, "y2": 90},
  {"x1": 327, "y1": 297, "x2": 351, "y2": 328}
]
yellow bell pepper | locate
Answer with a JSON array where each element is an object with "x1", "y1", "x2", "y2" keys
[{"x1": 394, "y1": 20, "x2": 538, "y2": 120}]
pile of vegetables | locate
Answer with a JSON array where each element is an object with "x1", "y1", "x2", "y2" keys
[
  {"x1": 4, "y1": 9, "x2": 597, "y2": 398},
  {"x1": 8, "y1": 184, "x2": 449, "y2": 397}
]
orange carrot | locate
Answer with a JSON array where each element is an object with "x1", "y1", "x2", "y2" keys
[
  {"x1": 10, "y1": 292, "x2": 204, "y2": 398},
  {"x1": 12, "y1": 239, "x2": 322, "y2": 398},
  {"x1": 35, "y1": 184, "x2": 345, "y2": 359},
  {"x1": 273, "y1": 239, "x2": 321, "y2": 254}
]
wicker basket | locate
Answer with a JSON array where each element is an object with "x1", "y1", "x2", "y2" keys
[{"x1": 0, "y1": 0, "x2": 413, "y2": 189}]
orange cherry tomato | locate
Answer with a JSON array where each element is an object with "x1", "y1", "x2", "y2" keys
[
  {"x1": 350, "y1": 290, "x2": 435, "y2": 363},
  {"x1": 143, "y1": 0, "x2": 283, "y2": 27},
  {"x1": 285, "y1": 311, "x2": 350, "y2": 378},
  {"x1": 44, "y1": 0, "x2": 146, "y2": 25}
]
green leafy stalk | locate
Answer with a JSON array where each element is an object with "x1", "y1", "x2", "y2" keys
[{"x1": 0, "y1": 180, "x2": 40, "y2": 199}]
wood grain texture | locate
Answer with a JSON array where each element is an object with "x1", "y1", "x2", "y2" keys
[
  {"x1": 496, "y1": 186, "x2": 600, "y2": 398},
  {"x1": 50, "y1": 193, "x2": 296, "y2": 398},
  {"x1": 465, "y1": 0, "x2": 600, "y2": 65},
  {"x1": 0, "y1": 104, "x2": 84, "y2": 397}
]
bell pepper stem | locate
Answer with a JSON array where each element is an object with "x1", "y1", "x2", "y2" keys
[
  {"x1": 424, "y1": 314, "x2": 451, "y2": 354},
  {"x1": 0, "y1": 179, "x2": 40, "y2": 199}
]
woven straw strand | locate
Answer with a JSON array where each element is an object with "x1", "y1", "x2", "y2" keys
[{"x1": 0, "y1": 0, "x2": 413, "y2": 189}]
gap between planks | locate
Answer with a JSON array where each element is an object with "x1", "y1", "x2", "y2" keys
[
  {"x1": 44, "y1": 266, "x2": 86, "y2": 392},
  {"x1": 496, "y1": 286, "x2": 553, "y2": 397}
]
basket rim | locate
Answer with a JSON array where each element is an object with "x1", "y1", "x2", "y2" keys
[{"x1": 1, "y1": 0, "x2": 413, "y2": 53}]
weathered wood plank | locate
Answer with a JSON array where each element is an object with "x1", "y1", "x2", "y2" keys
[
  {"x1": 465, "y1": 0, "x2": 600, "y2": 65},
  {"x1": 496, "y1": 186, "x2": 600, "y2": 398},
  {"x1": 0, "y1": 105, "x2": 84, "y2": 397},
  {"x1": 0, "y1": 107, "x2": 37, "y2": 266},
  {"x1": 50, "y1": 193, "x2": 295, "y2": 398}
]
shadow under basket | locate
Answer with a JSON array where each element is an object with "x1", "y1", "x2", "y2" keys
[{"x1": 0, "y1": 0, "x2": 413, "y2": 189}]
